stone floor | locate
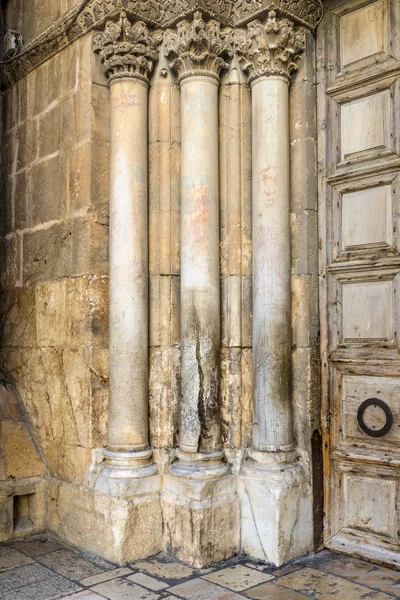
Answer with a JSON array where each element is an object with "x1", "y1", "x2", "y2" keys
[{"x1": 1, "y1": 536, "x2": 400, "y2": 600}]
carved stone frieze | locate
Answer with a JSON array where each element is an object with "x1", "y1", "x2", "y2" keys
[
  {"x1": 0, "y1": 0, "x2": 323, "y2": 88},
  {"x1": 235, "y1": 10, "x2": 305, "y2": 83},
  {"x1": 164, "y1": 11, "x2": 233, "y2": 83},
  {"x1": 232, "y1": 0, "x2": 322, "y2": 30},
  {"x1": 93, "y1": 11, "x2": 162, "y2": 82}
]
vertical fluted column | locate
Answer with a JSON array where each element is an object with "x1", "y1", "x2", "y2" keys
[
  {"x1": 237, "y1": 11, "x2": 305, "y2": 461},
  {"x1": 93, "y1": 14, "x2": 162, "y2": 483},
  {"x1": 165, "y1": 12, "x2": 234, "y2": 475}
]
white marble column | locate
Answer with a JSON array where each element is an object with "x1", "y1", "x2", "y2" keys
[
  {"x1": 93, "y1": 13, "x2": 162, "y2": 492},
  {"x1": 162, "y1": 13, "x2": 239, "y2": 567},
  {"x1": 252, "y1": 74, "x2": 293, "y2": 453},
  {"x1": 237, "y1": 11, "x2": 312, "y2": 566}
]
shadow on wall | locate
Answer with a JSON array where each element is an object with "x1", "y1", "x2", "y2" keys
[{"x1": 0, "y1": 382, "x2": 47, "y2": 542}]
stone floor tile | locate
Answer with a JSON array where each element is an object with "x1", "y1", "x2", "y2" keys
[
  {"x1": 307, "y1": 552, "x2": 400, "y2": 596},
  {"x1": 128, "y1": 572, "x2": 170, "y2": 590},
  {"x1": 1, "y1": 573, "x2": 80, "y2": 600},
  {"x1": 134, "y1": 558, "x2": 195, "y2": 581},
  {"x1": 276, "y1": 566, "x2": 395, "y2": 599},
  {"x1": 10, "y1": 537, "x2": 66, "y2": 557},
  {"x1": 169, "y1": 578, "x2": 248, "y2": 599},
  {"x1": 203, "y1": 565, "x2": 274, "y2": 592},
  {"x1": 0, "y1": 547, "x2": 34, "y2": 571},
  {"x1": 0, "y1": 562, "x2": 54, "y2": 593},
  {"x1": 62, "y1": 591, "x2": 107, "y2": 599},
  {"x1": 92, "y1": 577, "x2": 161, "y2": 599},
  {"x1": 246, "y1": 581, "x2": 311, "y2": 599},
  {"x1": 39, "y1": 549, "x2": 114, "y2": 581},
  {"x1": 80, "y1": 568, "x2": 133, "y2": 586}
]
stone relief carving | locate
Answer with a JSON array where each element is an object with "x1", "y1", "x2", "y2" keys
[
  {"x1": 164, "y1": 11, "x2": 234, "y2": 82},
  {"x1": 93, "y1": 11, "x2": 162, "y2": 82},
  {"x1": 235, "y1": 10, "x2": 305, "y2": 82},
  {"x1": 0, "y1": 0, "x2": 322, "y2": 88}
]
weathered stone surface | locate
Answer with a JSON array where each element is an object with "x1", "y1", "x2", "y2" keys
[
  {"x1": 47, "y1": 479, "x2": 163, "y2": 564},
  {"x1": 1, "y1": 421, "x2": 45, "y2": 479}
]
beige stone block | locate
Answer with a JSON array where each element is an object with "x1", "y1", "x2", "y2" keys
[
  {"x1": 292, "y1": 275, "x2": 319, "y2": 349},
  {"x1": 0, "y1": 177, "x2": 13, "y2": 237},
  {"x1": 0, "y1": 384, "x2": 23, "y2": 419},
  {"x1": 33, "y1": 63, "x2": 48, "y2": 116},
  {"x1": 62, "y1": 43, "x2": 78, "y2": 92},
  {"x1": 0, "y1": 458, "x2": 6, "y2": 481},
  {"x1": 88, "y1": 347, "x2": 108, "y2": 447},
  {"x1": 74, "y1": 89, "x2": 92, "y2": 144},
  {"x1": 91, "y1": 141, "x2": 110, "y2": 212},
  {"x1": 16, "y1": 119, "x2": 37, "y2": 170},
  {"x1": 0, "y1": 234, "x2": 21, "y2": 289},
  {"x1": 44, "y1": 440, "x2": 91, "y2": 484},
  {"x1": 221, "y1": 347, "x2": 242, "y2": 449},
  {"x1": 14, "y1": 169, "x2": 29, "y2": 230},
  {"x1": 292, "y1": 347, "x2": 321, "y2": 451},
  {"x1": 162, "y1": 475, "x2": 240, "y2": 567},
  {"x1": 91, "y1": 83, "x2": 110, "y2": 143},
  {"x1": 35, "y1": 280, "x2": 67, "y2": 346},
  {"x1": 291, "y1": 209, "x2": 318, "y2": 276},
  {"x1": 290, "y1": 137, "x2": 318, "y2": 213},
  {"x1": 241, "y1": 348, "x2": 253, "y2": 447},
  {"x1": 149, "y1": 346, "x2": 180, "y2": 449},
  {"x1": 69, "y1": 141, "x2": 91, "y2": 214},
  {"x1": 60, "y1": 96, "x2": 76, "y2": 150},
  {"x1": 0, "y1": 477, "x2": 47, "y2": 541},
  {"x1": 38, "y1": 103, "x2": 61, "y2": 158},
  {"x1": 30, "y1": 155, "x2": 67, "y2": 225},
  {"x1": 150, "y1": 275, "x2": 180, "y2": 347},
  {"x1": 47, "y1": 479, "x2": 163, "y2": 564},
  {"x1": 2, "y1": 421, "x2": 45, "y2": 479},
  {"x1": 0, "y1": 286, "x2": 36, "y2": 348}
]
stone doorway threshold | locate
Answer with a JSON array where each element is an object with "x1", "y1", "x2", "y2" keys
[{"x1": 0, "y1": 536, "x2": 399, "y2": 599}]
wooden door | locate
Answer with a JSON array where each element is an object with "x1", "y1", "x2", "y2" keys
[{"x1": 318, "y1": 0, "x2": 400, "y2": 566}]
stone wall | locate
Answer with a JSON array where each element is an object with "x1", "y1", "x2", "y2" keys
[{"x1": 0, "y1": 35, "x2": 110, "y2": 487}]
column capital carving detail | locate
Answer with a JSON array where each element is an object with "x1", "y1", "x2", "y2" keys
[
  {"x1": 235, "y1": 10, "x2": 305, "y2": 83},
  {"x1": 93, "y1": 11, "x2": 162, "y2": 84},
  {"x1": 164, "y1": 11, "x2": 234, "y2": 84}
]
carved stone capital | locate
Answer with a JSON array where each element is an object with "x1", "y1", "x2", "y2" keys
[
  {"x1": 164, "y1": 11, "x2": 234, "y2": 84},
  {"x1": 235, "y1": 10, "x2": 305, "y2": 83},
  {"x1": 232, "y1": 0, "x2": 323, "y2": 31},
  {"x1": 93, "y1": 11, "x2": 162, "y2": 83}
]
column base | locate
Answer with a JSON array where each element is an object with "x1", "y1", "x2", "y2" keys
[
  {"x1": 48, "y1": 476, "x2": 162, "y2": 565},
  {"x1": 162, "y1": 455, "x2": 239, "y2": 567},
  {"x1": 239, "y1": 451, "x2": 313, "y2": 566},
  {"x1": 93, "y1": 449, "x2": 159, "y2": 497}
]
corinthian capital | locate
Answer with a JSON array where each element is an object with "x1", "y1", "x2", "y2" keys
[
  {"x1": 164, "y1": 11, "x2": 234, "y2": 84},
  {"x1": 235, "y1": 10, "x2": 305, "y2": 83},
  {"x1": 93, "y1": 11, "x2": 162, "y2": 84}
]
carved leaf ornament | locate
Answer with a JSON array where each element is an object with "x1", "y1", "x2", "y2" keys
[
  {"x1": 236, "y1": 10, "x2": 305, "y2": 82},
  {"x1": 93, "y1": 11, "x2": 162, "y2": 82},
  {"x1": 164, "y1": 11, "x2": 234, "y2": 82}
]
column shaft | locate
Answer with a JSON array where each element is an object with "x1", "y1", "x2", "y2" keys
[
  {"x1": 180, "y1": 76, "x2": 221, "y2": 456},
  {"x1": 252, "y1": 76, "x2": 293, "y2": 452},
  {"x1": 108, "y1": 78, "x2": 149, "y2": 452}
]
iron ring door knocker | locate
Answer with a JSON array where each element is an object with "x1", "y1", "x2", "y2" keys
[{"x1": 357, "y1": 398, "x2": 393, "y2": 438}]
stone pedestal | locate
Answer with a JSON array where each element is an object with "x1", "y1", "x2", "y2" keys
[{"x1": 239, "y1": 452, "x2": 312, "y2": 565}]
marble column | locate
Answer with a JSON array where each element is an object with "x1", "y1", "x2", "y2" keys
[
  {"x1": 236, "y1": 11, "x2": 312, "y2": 566},
  {"x1": 92, "y1": 13, "x2": 161, "y2": 492},
  {"x1": 162, "y1": 12, "x2": 239, "y2": 567}
]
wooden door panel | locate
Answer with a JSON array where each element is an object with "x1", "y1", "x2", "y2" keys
[{"x1": 318, "y1": 0, "x2": 400, "y2": 565}]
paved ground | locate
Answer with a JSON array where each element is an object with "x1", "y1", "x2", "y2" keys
[{"x1": 1, "y1": 536, "x2": 400, "y2": 599}]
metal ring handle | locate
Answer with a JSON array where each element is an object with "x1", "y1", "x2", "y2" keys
[{"x1": 357, "y1": 398, "x2": 393, "y2": 438}]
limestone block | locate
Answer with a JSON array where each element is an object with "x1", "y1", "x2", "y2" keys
[
  {"x1": 91, "y1": 83, "x2": 110, "y2": 143},
  {"x1": 292, "y1": 347, "x2": 321, "y2": 452},
  {"x1": 30, "y1": 155, "x2": 67, "y2": 225},
  {"x1": 43, "y1": 440, "x2": 92, "y2": 485},
  {"x1": 239, "y1": 461, "x2": 313, "y2": 566},
  {"x1": 32, "y1": 63, "x2": 49, "y2": 117},
  {"x1": 14, "y1": 170, "x2": 29, "y2": 231},
  {"x1": 292, "y1": 274, "x2": 319, "y2": 349},
  {"x1": 61, "y1": 43, "x2": 78, "y2": 93},
  {"x1": 0, "y1": 384, "x2": 23, "y2": 418},
  {"x1": 290, "y1": 137, "x2": 318, "y2": 214},
  {"x1": 38, "y1": 103, "x2": 61, "y2": 158},
  {"x1": 1, "y1": 421, "x2": 45, "y2": 479},
  {"x1": 0, "y1": 287, "x2": 36, "y2": 348},
  {"x1": 47, "y1": 479, "x2": 163, "y2": 564},
  {"x1": 16, "y1": 119, "x2": 37, "y2": 171},
  {"x1": 0, "y1": 234, "x2": 21, "y2": 288},
  {"x1": 291, "y1": 209, "x2": 318, "y2": 276},
  {"x1": 150, "y1": 275, "x2": 180, "y2": 347},
  {"x1": 149, "y1": 346, "x2": 180, "y2": 449},
  {"x1": 162, "y1": 474, "x2": 240, "y2": 567}
]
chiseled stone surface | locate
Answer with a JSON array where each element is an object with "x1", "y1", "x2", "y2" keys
[{"x1": 0, "y1": 539, "x2": 399, "y2": 600}]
